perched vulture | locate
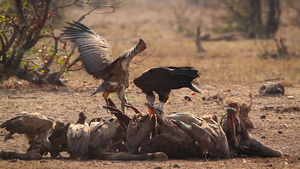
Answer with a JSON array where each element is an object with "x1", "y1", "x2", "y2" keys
[
  {"x1": 89, "y1": 118, "x2": 118, "y2": 157},
  {"x1": 62, "y1": 21, "x2": 147, "y2": 113},
  {"x1": 134, "y1": 66, "x2": 202, "y2": 111},
  {"x1": 0, "y1": 112, "x2": 53, "y2": 146},
  {"x1": 171, "y1": 119, "x2": 230, "y2": 159},
  {"x1": 126, "y1": 114, "x2": 155, "y2": 153},
  {"x1": 222, "y1": 107, "x2": 283, "y2": 157},
  {"x1": 67, "y1": 122, "x2": 90, "y2": 159},
  {"x1": 65, "y1": 112, "x2": 90, "y2": 158}
]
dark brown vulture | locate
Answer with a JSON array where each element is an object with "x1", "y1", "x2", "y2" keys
[
  {"x1": 62, "y1": 21, "x2": 147, "y2": 113},
  {"x1": 134, "y1": 66, "x2": 202, "y2": 111},
  {"x1": 0, "y1": 112, "x2": 53, "y2": 149}
]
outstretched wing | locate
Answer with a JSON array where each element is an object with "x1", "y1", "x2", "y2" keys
[{"x1": 62, "y1": 21, "x2": 113, "y2": 79}]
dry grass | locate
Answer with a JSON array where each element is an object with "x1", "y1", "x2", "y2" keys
[{"x1": 59, "y1": 0, "x2": 300, "y2": 89}]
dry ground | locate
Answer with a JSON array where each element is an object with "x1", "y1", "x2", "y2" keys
[{"x1": 1, "y1": 0, "x2": 300, "y2": 168}]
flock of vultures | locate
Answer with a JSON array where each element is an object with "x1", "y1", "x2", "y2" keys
[{"x1": 0, "y1": 22, "x2": 285, "y2": 161}]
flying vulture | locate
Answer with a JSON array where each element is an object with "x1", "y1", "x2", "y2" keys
[
  {"x1": 62, "y1": 21, "x2": 147, "y2": 113},
  {"x1": 0, "y1": 112, "x2": 53, "y2": 150},
  {"x1": 134, "y1": 66, "x2": 202, "y2": 111}
]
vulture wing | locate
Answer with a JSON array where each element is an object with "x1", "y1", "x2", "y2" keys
[
  {"x1": 62, "y1": 21, "x2": 113, "y2": 79},
  {"x1": 89, "y1": 119, "x2": 117, "y2": 149},
  {"x1": 126, "y1": 115, "x2": 155, "y2": 153},
  {"x1": 67, "y1": 123, "x2": 90, "y2": 158},
  {"x1": 191, "y1": 120, "x2": 230, "y2": 158},
  {"x1": 166, "y1": 113, "x2": 204, "y2": 125},
  {"x1": 0, "y1": 112, "x2": 53, "y2": 141},
  {"x1": 134, "y1": 66, "x2": 201, "y2": 94}
]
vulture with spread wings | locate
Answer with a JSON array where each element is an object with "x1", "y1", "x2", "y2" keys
[
  {"x1": 62, "y1": 21, "x2": 147, "y2": 113},
  {"x1": 134, "y1": 66, "x2": 202, "y2": 111}
]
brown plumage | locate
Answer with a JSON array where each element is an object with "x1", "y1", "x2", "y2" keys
[
  {"x1": 134, "y1": 66, "x2": 202, "y2": 111},
  {"x1": 171, "y1": 119, "x2": 230, "y2": 159},
  {"x1": 222, "y1": 107, "x2": 283, "y2": 157},
  {"x1": 62, "y1": 21, "x2": 147, "y2": 113},
  {"x1": 126, "y1": 114, "x2": 155, "y2": 153},
  {"x1": 89, "y1": 118, "x2": 117, "y2": 157},
  {"x1": 67, "y1": 123, "x2": 90, "y2": 159},
  {"x1": 0, "y1": 112, "x2": 53, "y2": 144}
]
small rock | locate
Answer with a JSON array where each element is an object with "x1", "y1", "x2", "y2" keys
[
  {"x1": 173, "y1": 164, "x2": 180, "y2": 168},
  {"x1": 278, "y1": 117, "x2": 282, "y2": 119},
  {"x1": 61, "y1": 79, "x2": 69, "y2": 83},
  {"x1": 261, "y1": 136, "x2": 266, "y2": 139},
  {"x1": 279, "y1": 124, "x2": 288, "y2": 129},
  {"x1": 260, "y1": 115, "x2": 266, "y2": 119},
  {"x1": 287, "y1": 96, "x2": 294, "y2": 100},
  {"x1": 266, "y1": 164, "x2": 273, "y2": 167},
  {"x1": 264, "y1": 106, "x2": 274, "y2": 111},
  {"x1": 230, "y1": 92, "x2": 239, "y2": 96},
  {"x1": 204, "y1": 85, "x2": 213, "y2": 90},
  {"x1": 184, "y1": 96, "x2": 192, "y2": 101},
  {"x1": 278, "y1": 131, "x2": 283, "y2": 134}
]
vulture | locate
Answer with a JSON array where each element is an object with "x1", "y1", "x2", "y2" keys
[
  {"x1": 0, "y1": 112, "x2": 53, "y2": 150},
  {"x1": 66, "y1": 112, "x2": 91, "y2": 159},
  {"x1": 171, "y1": 119, "x2": 230, "y2": 159},
  {"x1": 89, "y1": 118, "x2": 118, "y2": 157},
  {"x1": 126, "y1": 114, "x2": 155, "y2": 153},
  {"x1": 134, "y1": 66, "x2": 202, "y2": 111},
  {"x1": 62, "y1": 21, "x2": 147, "y2": 113}
]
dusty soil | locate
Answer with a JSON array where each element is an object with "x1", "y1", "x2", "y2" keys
[{"x1": 0, "y1": 79, "x2": 299, "y2": 168}]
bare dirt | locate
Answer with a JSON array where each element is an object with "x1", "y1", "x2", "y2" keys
[{"x1": 0, "y1": 78, "x2": 299, "y2": 168}]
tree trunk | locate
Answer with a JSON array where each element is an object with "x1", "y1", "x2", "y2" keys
[
  {"x1": 266, "y1": 0, "x2": 281, "y2": 37},
  {"x1": 249, "y1": 0, "x2": 262, "y2": 38},
  {"x1": 195, "y1": 26, "x2": 205, "y2": 53}
]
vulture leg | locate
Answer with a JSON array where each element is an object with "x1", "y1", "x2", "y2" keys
[
  {"x1": 156, "y1": 90, "x2": 171, "y2": 112},
  {"x1": 102, "y1": 91, "x2": 110, "y2": 106},
  {"x1": 117, "y1": 84, "x2": 131, "y2": 114},
  {"x1": 146, "y1": 94, "x2": 155, "y2": 106},
  {"x1": 157, "y1": 102, "x2": 164, "y2": 112}
]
